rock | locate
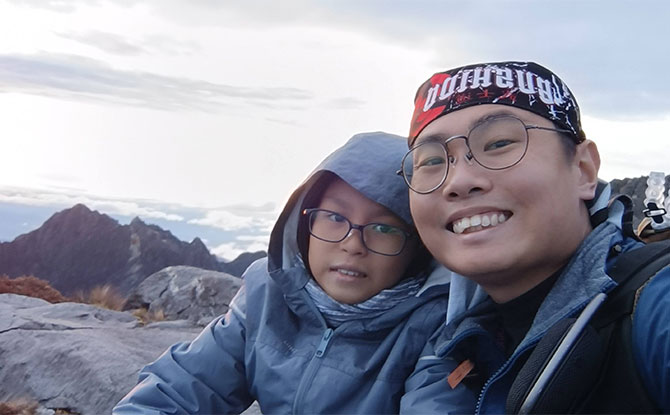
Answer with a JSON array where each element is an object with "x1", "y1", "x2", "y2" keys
[
  {"x1": 125, "y1": 265, "x2": 242, "y2": 326},
  {"x1": 0, "y1": 293, "x2": 202, "y2": 415}
]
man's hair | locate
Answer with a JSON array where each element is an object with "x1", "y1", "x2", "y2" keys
[{"x1": 558, "y1": 131, "x2": 578, "y2": 160}]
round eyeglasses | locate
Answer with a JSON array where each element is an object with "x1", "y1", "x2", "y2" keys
[
  {"x1": 398, "y1": 115, "x2": 574, "y2": 194},
  {"x1": 303, "y1": 208, "x2": 412, "y2": 256}
]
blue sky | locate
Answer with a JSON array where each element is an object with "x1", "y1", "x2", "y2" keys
[{"x1": 1, "y1": 0, "x2": 669, "y2": 259}]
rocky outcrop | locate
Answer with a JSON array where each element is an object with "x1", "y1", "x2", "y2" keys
[
  {"x1": 125, "y1": 265, "x2": 242, "y2": 326},
  {"x1": 0, "y1": 292, "x2": 262, "y2": 415},
  {"x1": 0, "y1": 293, "x2": 202, "y2": 414},
  {"x1": 0, "y1": 204, "x2": 264, "y2": 296}
]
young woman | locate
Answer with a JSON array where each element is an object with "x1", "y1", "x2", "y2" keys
[{"x1": 114, "y1": 132, "x2": 469, "y2": 414}]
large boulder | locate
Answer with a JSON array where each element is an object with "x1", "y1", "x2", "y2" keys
[
  {"x1": 0, "y1": 293, "x2": 202, "y2": 414},
  {"x1": 125, "y1": 265, "x2": 242, "y2": 326}
]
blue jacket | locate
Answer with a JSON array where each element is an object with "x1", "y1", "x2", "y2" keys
[
  {"x1": 400, "y1": 194, "x2": 670, "y2": 413},
  {"x1": 114, "y1": 132, "x2": 471, "y2": 414}
]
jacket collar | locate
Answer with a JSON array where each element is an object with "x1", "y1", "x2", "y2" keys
[{"x1": 440, "y1": 221, "x2": 621, "y2": 357}]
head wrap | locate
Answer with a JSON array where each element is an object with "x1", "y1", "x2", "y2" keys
[{"x1": 408, "y1": 61, "x2": 585, "y2": 146}]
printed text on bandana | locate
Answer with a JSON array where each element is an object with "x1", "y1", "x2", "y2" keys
[{"x1": 422, "y1": 66, "x2": 569, "y2": 112}]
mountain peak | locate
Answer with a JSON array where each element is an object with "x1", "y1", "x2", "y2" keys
[{"x1": 130, "y1": 216, "x2": 146, "y2": 226}]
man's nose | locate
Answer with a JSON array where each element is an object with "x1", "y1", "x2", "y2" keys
[{"x1": 440, "y1": 142, "x2": 489, "y2": 199}]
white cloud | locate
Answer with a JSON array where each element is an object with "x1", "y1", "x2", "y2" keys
[
  {"x1": 212, "y1": 236, "x2": 269, "y2": 262},
  {"x1": 0, "y1": 52, "x2": 314, "y2": 111},
  {"x1": 188, "y1": 208, "x2": 276, "y2": 232},
  {"x1": 56, "y1": 30, "x2": 147, "y2": 55},
  {"x1": 0, "y1": 186, "x2": 184, "y2": 221}
]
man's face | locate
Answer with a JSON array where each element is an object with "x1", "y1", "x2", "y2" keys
[
  {"x1": 409, "y1": 104, "x2": 599, "y2": 302},
  {"x1": 308, "y1": 179, "x2": 416, "y2": 304}
]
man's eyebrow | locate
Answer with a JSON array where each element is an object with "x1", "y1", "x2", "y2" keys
[
  {"x1": 415, "y1": 108, "x2": 523, "y2": 145},
  {"x1": 414, "y1": 134, "x2": 446, "y2": 145},
  {"x1": 474, "y1": 109, "x2": 518, "y2": 125}
]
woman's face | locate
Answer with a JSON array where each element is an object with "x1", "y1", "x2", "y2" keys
[{"x1": 307, "y1": 179, "x2": 416, "y2": 304}]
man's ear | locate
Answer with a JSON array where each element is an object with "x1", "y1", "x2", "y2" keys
[{"x1": 574, "y1": 140, "x2": 601, "y2": 200}]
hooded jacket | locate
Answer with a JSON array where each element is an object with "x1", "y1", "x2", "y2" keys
[
  {"x1": 400, "y1": 188, "x2": 670, "y2": 413},
  {"x1": 114, "y1": 132, "x2": 472, "y2": 414}
]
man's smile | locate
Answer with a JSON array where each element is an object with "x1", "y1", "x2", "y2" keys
[{"x1": 449, "y1": 210, "x2": 512, "y2": 234}]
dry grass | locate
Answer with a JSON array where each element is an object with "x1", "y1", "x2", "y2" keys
[
  {"x1": 0, "y1": 275, "x2": 67, "y2": 303},
  {"x1": 132, "y1": 307, "x2": 166, "y2": 325},
  {"x1": 70, "y1": 284, "x2": 127, "y2": 311},
  {"x1": 0, "y1": 398, "x2": 38, "y2": 415}
]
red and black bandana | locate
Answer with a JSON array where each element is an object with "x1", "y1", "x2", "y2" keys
[{"x1": 408, "y1": 61, "x2": 585, "y2": 146}]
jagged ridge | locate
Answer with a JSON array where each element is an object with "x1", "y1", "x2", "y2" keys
[{"x1": 0, "y1": 204, "x2": 266, "y2": 295}]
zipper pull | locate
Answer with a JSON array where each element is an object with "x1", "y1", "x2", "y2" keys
[{"x1": 315, "y1": 328, "x2": 333, "y2": 357}]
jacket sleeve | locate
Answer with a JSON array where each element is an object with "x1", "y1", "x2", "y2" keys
[
  {"x1": 632, "y1": 265, "x2": 670, "y2": 412},
  {"x1": 113, "y1": 283, "x2": 253, "y2": 415},
  {"x1": 400, "y1": 328, "x2": 477, "y2": 414}
]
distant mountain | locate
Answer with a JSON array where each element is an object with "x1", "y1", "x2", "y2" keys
[{"x1": 0, "y1": 204, "x2": 266, "y2": 295}]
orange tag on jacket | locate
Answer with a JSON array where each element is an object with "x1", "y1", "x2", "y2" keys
[{"x1": 447, "y1": 359, "x2": 474, "y2": 389}]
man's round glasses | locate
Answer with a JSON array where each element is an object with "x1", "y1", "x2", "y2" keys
[
  {"x1": 302, "y1": 208, "x2": 412, "y2": 256},
  {"x1": 398, "y1": 115, "x2": 574, "y2": 194}
]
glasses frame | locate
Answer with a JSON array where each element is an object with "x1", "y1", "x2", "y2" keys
[
  {"x1": 302, "y1": 208, "x2": 412, "y2": 256},
  {"x1": 398, "y1": 115, "x2": 574, "y2": 194}
]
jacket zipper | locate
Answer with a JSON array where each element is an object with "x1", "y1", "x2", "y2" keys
[
  {"x1": 292, "y1": 328, "x2": 335, "y2": 414},
  {"x1": 315, "y1": 328, "x2": 333, "y2": 357},
  {"x1": 474, "y1": 341, "x2": 537, "y2": 414}
]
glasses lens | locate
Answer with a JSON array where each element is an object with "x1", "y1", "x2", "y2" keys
[
  {"x1": 362, "y1": 223, "x2": 407, "y2": 255},
  {"x1": 468, "y1": 116, "x2": 528, "y2": 170},
  {"x1": 403, "y1": 142, "x2": 448, "y2": 193},
  {"x1": 309, "y1": 209, "x2": 350, "y2": 242}
]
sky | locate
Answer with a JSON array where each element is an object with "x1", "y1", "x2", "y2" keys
[{"x1": 1, "y1": 0, "x2": 669, "y2": 260}]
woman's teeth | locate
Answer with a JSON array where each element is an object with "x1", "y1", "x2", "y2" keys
[
  {"x1": 336, "y1": 268, "x2": 363, "y2": 277},
  {"x1": 452, "y1": 212, "x2": 507, "y2": 234}
]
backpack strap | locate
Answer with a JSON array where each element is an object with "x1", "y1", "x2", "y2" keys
[
  {"x1": 507, "y1": 240, "x2": 670, "y2": 414},
  {"x1": 582, "y1": 239, "x2": 670, "y2": 414},
  {"x1": 600, "y1": 239, "x2": 670, "y2": 323}
]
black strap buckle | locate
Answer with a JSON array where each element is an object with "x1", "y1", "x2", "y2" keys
[{"x1": 643, "y1": 202, "x2": 667, "y2": 224}]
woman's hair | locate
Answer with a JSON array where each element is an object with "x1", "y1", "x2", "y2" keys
[
  {"x1": 296, "y1": 171, "x2": 434, "y2": 280},
  {"x1": 297, "y1": 172, "x2": 338, "y2": 275}
]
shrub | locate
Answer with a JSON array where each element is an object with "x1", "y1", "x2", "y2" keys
[
  {"x1": 0, "y1": 398, "x2": 38, "y2": 415},
  {"x1": 0, "y1": 275, "x2": 67, "y2": 303},
  {"x1": 132, "y1": 307, "x2": 166, "y2": 326},
  {"x1": 70, "y1": 284, "x2": 126, "y2": 311}
]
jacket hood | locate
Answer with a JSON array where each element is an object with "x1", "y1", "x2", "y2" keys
[{"x1": 267, "y1": 131, "x2": 432, "y2": 292}]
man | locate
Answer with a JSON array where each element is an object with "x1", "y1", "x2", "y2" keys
[{"x1": 398, "y1": 61, "x2": 670, "y2": 414}]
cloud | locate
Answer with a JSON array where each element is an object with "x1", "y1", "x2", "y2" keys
[
  {"x1": 188, "y1": 206, "x2": 276, "y2": 232},
  {"x1": 145, "y1": 1, "x2": 670, "y2": 119},
  {"x1": 55, "y1": 30, "x2": 200, "y2": 56},
  {"x1": 325, "y1": 97, "x2": 366, "y2": 110},
  {"x1": 0, "y1": 186, "x2": 184, "y2": 221},
  {"x1": 0, "y1": 52, "x2": 314, "y2": 111},
  {"x1": 211, "y1": 235, "x2": 269, "y2": 261},
  {"x1": 8, "y1": 0, "x2": 98, "y2": 13},
  {"x1": 56, "y1": 30, "x2": 147, "y2": 56}
]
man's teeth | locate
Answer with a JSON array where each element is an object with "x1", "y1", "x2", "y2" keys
[
  {"x1": 452, "y1": 212, "x2": 507, "y2": 234},
  {"x1": 337, "y1": 269, "x2": 362, "y2": 277}
]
